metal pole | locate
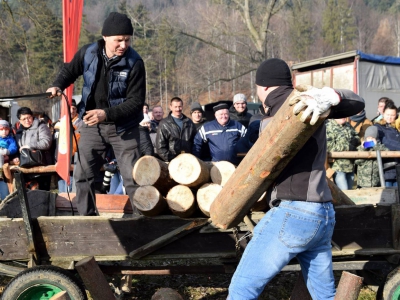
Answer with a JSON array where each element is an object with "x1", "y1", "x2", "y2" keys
[{"x1": 376, "y1": 150, "x2": 385, "y2": 187}]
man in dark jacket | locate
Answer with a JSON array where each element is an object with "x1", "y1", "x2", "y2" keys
[
  {"x1": 156, "y1": 97, "x2": 197, "y2": 162},
  {"x1": 192, "y1": 103, "x2": 246, "y2": 164},
  {"x1": 229, "y1": 93, "x2": 252, "y2": 128},
  {"x1": 228, "y1": 58, "x2": 365, "y2": 300},
  {"x1": 47, "y1": 12, "x2": 145, "y2": 216}
]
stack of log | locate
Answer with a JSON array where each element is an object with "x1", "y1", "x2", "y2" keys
[{"x1": 132, "y1": 153, "x2": 253, "y2": 218}]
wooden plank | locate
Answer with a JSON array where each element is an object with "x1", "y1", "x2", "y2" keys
[
  {"x1": 329, "y1": 151, "x2": 400, "y2": 158},
  {"x1": 56, "y1": 193, "x2": 132, "y2": 214},
  {"x1": 343, "y1": 188, "x2": 398, "y2": 205},
  {"x1": 129, "y1": 219, "x2": 209, "y2": 259}
]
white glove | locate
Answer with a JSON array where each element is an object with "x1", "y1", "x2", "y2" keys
[
  {"x1": 289, "y1": 87, "x2": 340, "y2": 125},
  {"x1": 0, "y1": 148, "x2": 9, "y2": 155}
]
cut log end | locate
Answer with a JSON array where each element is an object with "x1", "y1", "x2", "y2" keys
[
  {"x1": 210, "y1": 161, "x2": 236, "y2": 186},
  {"x1": 133, "y1": 156, "x2": 162, "y2": 185},
  {"x1": 168, "y1": 153, "x2": 210, "y2": 187},
  {"x1": 197, "y1": 183, "x2": 223, "y2": 217},
  {"x1": 166, "y1": 185, "x2": 196, "y2": 218},
  {"x1": 133, "y1": 186, "x2": 167, "y2": 216}
]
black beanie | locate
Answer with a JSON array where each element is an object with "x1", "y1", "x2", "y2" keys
[
  {"x1": 255, "y1": 58, "x2": 293, "y2": 87},
  {"x1": 102, "y1": 12, "x2": 133, "y2": 36}
]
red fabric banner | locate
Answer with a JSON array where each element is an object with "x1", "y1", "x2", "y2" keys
[{"x1": 56, "y1": 0, "x2": 83, "y2": 185}]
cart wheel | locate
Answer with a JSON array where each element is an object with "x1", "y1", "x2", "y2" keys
[
  {"x1": 383, "y1": 267, "x2": 400, "y2": 300},
  {"x1": 1, "y1": 265, "x2": 87, "y2": 300}
]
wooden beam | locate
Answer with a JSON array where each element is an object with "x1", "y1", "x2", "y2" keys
[{"x1": 329, "y1": 151, "x2": 400, "y2": 159}]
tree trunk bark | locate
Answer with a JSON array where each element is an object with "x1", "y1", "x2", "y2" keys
[
  {"x1": 210, "y1": 161, "x2": 236, "y2": 186},
  {"x1": 133, "y1": 155, "x2": 176, "y2": 195},
  {"x1": 210, "y1": 87, "x2": 330, "y2": 229},
  {"x1": 166, "y1": 185, "x2": 196, "y2": 218},
  {"x1": 196, "y1": 183, "x2": 223, "y2": 217},
  {"x1": 133, "y1": 185, "x2": 167, "y2": 217},
  {"x1": 168, "y1": 154, "x2": 210, "y2": 188}
]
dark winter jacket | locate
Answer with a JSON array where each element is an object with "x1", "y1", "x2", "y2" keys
[
  {"x1": 155, "y1": 113, "x2": 197, "y2": 162},
  {"x1": 265, "y1": 85, "x2": 364, "y2": 205},
  {"x1": 374, "y1": 121, "x2": 400, "y2": 180},
  {"x1": 51, "y1": 39, "x2": 146, "y2": 133},
  {"x1": 229, "y1": 106, "x2": 252, "y2": 128},
  {"x1": 192, "y1": 119, "x2": 246, "y2": 164}
]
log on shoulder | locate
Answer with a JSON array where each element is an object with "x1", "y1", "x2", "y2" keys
[
  {"x1": 168, "y1": 154, "x2": 210, "y2": 188},
  {"x1": 165, "y1": 185, "x2": 196, "y2": 218},
  {"x1": 133, "y1": 185, "x2": 167, "y2": 216},
  {"x1": 133, "y1": 156, "x2": 176, "y2": 195},
  {"x1": 210, "y1": 86, "x2": 330, "y2": 229}
]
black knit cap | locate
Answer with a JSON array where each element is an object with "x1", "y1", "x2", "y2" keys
[
  {"x1": 255, "y1": 58, "x2": 293, "y2": 87},
  {"x1": 213, "y1": 103, "x2": 229, "y2": 112},
  {"x1": 102, "y1": 12, "x2": 133, "y2": 36}
]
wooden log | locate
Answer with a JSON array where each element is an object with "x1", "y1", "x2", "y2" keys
[
  {"x1": 133, "y1": 156, "x2": 176, "y2": 194},
  {"x1": 151, "y1": 288, "x2": 184, "y2": 300},
  {"x1": 132, "y1": 185, "x2": 167, "y2": 216},
  {"x1": 165, "y1": 185, "x2": 196, "y2": 218},
  {"x1": 210, "y1": 86, "x2": 331, "y2": 229},
  {"x1": 334, "y1": 271, "x2": 363, "y2": 300},
  {"x1": 290, "y1": 272, "x2": 311, "y2": 300},
  {"x1": 326, "y1": 178, "x2": 355, "y2": 206},
  {"x1": 210, "y1": 161, "x2": 236, "y2": 186},
  {"x1": 196, "y1": 183, "x2": 223, "y2": 217},
  {"x1": 168, "y1": 153, "x2": 210, "y2": 188},
  {"x1": 329, "y1": 151, "x2": 400, "y2": 159},
  {"x1": 75, "y1": 256, "x2": 115, "y2": 300}
]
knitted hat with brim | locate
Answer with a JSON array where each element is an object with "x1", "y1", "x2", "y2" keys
[{"x1": 213, "y1": 103, "x2": 229, "y2": 112}]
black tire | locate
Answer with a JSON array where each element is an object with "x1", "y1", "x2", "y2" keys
[
  {"x1": 383, "y1": 267, "x2": 400, "y2": 300},
  {"x1": 1, "y1": 265, "x2": 87, "y2": 300}
]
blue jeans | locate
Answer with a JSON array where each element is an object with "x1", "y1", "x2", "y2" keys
[
  {"x1": 58, "y1": 176, "x2": 73, "y2": 193},
  {"x1": 0, "y1": 181, "x2": 9, "y2": 200},
  {"x1": 228, "y1": 200, "x2": 336, "y2": 300},
  {"x1": 333, "y1": 171, "x2": 354, "y2": 190},
  {"x1": 385, "y1": 181, "x2": 398, "y2": 187}
]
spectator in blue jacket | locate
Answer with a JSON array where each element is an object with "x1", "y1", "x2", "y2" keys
[{"x1": 192, "y1": 103, "x2": 246, "y2": 164}]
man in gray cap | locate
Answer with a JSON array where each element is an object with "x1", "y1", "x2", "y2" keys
[
  {"x1": 47, "y1": 12, "x2": 145, "y2": 216},
  {"x1": 227, "y1": 58, "x2": 365, "y2": 300},
  {"x1": 190, "y1": 102, "x2": 206, "y2": 131}
]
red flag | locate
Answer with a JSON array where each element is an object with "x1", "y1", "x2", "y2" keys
[{"x1": 56, "y1": 0, "x2": 83, "y2": 185}]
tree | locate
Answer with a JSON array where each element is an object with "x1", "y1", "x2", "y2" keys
[{"x1": 322, "y1": 0, "x2": 357, "y2": 54}]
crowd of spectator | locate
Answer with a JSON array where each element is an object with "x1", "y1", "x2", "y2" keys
[{"x1": 2, "y1": 92, "x2": 399, "y2": 203}]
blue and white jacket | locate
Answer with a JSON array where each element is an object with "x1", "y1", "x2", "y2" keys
[{"x1": 192, "y1": 119, "x2": 246, "y2": 164}]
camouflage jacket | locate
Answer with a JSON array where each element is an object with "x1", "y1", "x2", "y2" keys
[
  {"x1": 326, "y1": 119, "x2": 360, "y2": 172},
  {"x1": 355, "y1": 143, "x2": 388, "y2": 187}
]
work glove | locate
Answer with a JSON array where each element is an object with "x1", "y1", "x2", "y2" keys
[
  {"x1": 0, "y1": 148, "x2": 9, "y2": 155},
  {"x1": 289, "y1": 86, "x2": 341, "y2": 125}
]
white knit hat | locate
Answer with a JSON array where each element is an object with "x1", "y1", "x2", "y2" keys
[{"x1": 233, "y1": 93, "x2": 247, "y2": 104}]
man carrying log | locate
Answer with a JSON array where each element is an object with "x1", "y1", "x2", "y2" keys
[{"x1": 227, "y1": 58, "x2": 365, "y2": 300}]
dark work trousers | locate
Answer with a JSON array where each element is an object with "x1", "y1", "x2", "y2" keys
[{"x1": 74, "y1": 123, "x2": 140, "y2": 216}]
